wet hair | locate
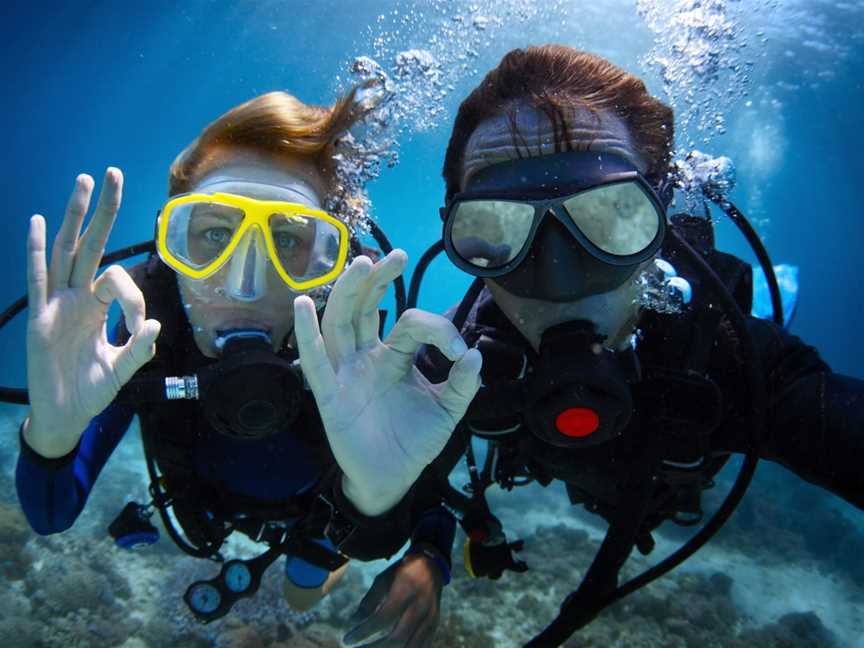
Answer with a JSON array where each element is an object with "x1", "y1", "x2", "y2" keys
[
  {"x1": 168, "y1": 90, "x2": 359, "y2": 196},
  {"x1": 442, "y1": 45, "x2": 674, "y2": 200}
]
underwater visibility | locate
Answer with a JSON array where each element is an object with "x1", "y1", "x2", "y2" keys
[{"x1": 1, "y1": 0, "x2": 863, "y2": 646}]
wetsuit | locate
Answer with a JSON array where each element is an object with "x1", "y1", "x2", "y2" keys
[
  {"x1": 15, "y1": 257, "x2": 455, "y2": 584},
  {"x1": 415, "y1": 283, "x2": 864, "y2": 547}
]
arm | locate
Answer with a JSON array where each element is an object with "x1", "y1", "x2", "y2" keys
[
  {"x1": 340, "y1": 467, "x2": 459, "y2": 648},
  {"x1": 16, "y1": 401, "x2": 134, "y2": 534},
  {"x1": 292, "y1": 252, "x2": 480, "y2": 518},
  {"x1": 714, "y1": 316, "x2": 864, "y2": 509},
  {"x1": 17, "y1": 168, "x2": 159, "y2": 532},
  {"x1": 325, "y1": 450, "x2": 460, "y2": 562}
]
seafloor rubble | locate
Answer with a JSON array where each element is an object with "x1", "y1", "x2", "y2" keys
[{"x1": 0, "y1": 410, "x2": 861, "y2": 647}]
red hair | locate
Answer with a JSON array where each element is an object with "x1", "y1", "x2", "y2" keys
[
  {"x1": 169, "y1": 90, "x2": 360, "y2": 196},
  {"x1": 443, "y1": 45, "x2": 674, "y2": 198}
]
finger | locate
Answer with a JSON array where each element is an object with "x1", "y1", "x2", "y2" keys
[
  {"x1": 384, "y1": 309, "x2": 469, "y2": 363},
  {"x1": 409, "y1": 619, "x2": 437, "y2": 648},
  {"x1": 49, "y1": 174, "x2": 93, "y2": 293},
  {"x1": 70, "y1": 167, "x2": 123, "y2": 288},
  {"x1": 294, "y1": 295, "x2": 336, "y2": 400},
  {"x1": 113, "y1": 318, "x2": 161, "y2": 387},
  {"x1": 93, "y1": 265, "x2": 146, "y2": 334},
  {"x1": 320, "y1": 256, "x2": 373, "y2": 366},
  {"x1": 26, "y1": 215, "x2": 48, "y2": 319},
  {"x1": 348, "y1": 568, "x2": 396, "y2": 626},
  {"x1": 365, "y1": 603, "x2": 428, "y2": 648},
  {"x1": 353, "y1": 249, "x2": 407, "y2": 350},
  {"x1": 434, "y1": 347, "x2": 482, "y2": 424},
  {"x1": 344, "y1": 593, "x2": 412, "y2": 646}
]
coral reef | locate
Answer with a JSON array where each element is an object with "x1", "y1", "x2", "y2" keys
[
  {"x1": 739, "y1": 611, "x2": 838, "y2": 648},
  {"x1": 2, "y1": 426, "x2": 860, "y2": 647},
  {"x1": 0, "y1": 501, "x2": 33, "y2": 581}
]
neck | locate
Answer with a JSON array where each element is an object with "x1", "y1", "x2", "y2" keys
[{"x1": 485, "y1": 279, "x2": 642, "y2": 353}]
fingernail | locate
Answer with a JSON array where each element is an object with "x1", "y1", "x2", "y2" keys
[{"x1": 451, "y1": 336, "x2": 468, "y2": 355}]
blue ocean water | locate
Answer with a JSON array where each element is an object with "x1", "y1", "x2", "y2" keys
[{"x1": 1, "y1": 1, "x2": 862, "y2": 646}]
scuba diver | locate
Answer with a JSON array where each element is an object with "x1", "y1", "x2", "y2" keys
[
  {"x1": 391, "y1": 45, "x2": 863, "y2": 647},
  {"x1": 11, "y1": 90, "x2": 480, "y2": 633}
]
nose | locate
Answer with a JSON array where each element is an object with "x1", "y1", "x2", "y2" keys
[
  {"x1": 224, "y1": 227, "x2": 268, "y2": 302},
  {"x1": 518, "y1": 213, "x2": 597, "y2": 301}
]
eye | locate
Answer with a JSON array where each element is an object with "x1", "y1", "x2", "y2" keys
[
  {"x1": 203, "y1": 227, "x2": 232, "y2": 244},
  {"x1": 273, "y1": 231, "x2": 301, "y2": 250}
]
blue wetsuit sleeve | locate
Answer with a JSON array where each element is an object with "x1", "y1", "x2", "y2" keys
[
  {"x1": 15, "y1": 322, "x2": 137, "y2": 535},
  {"x1": 16, "y1": 403, "x2": 135, "y2": 535},
  {"x1": 408, "y1": 507, "x2": 457, "y2": 566},
  {"x1": 405, "y1": 506, "x2": 457, "y2": 585}
]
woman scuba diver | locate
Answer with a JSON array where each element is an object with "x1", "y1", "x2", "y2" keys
[{"x1": 13, "y1": 89, "x2": 480, "y2": 638}]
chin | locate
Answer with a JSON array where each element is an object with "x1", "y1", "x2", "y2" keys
[{"x1": 193, "y1": 331, "x2": 220, "y2": 359}]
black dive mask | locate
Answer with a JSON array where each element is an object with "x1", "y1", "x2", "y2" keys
[
  {"x1": 441, "y1": 151, "x2": 667, "y2": 302},
  {"x1": 117, "y1": 329, "x2": 305, "y2": 441}
]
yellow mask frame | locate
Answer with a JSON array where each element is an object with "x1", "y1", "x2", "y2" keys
[{"x1": 156, "y1": 192, "x2": 350, "y2": 291}]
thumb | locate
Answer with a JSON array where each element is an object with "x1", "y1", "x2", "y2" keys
[{"x1": 113, "y1": 319, "x2": 161, "y2": 386}]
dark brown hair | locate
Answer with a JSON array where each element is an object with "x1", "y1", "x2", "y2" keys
[
  {"x1": 169, "y1": 90, "x2": 359, "y2": 196},
  {"x1": 442, "y1": 45, "x2": 674, "y2": 199}
]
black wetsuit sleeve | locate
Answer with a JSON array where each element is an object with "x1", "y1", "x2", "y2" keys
[
  {"x1": 333, "y1": 423, "x2": 468, "y2": 561},
  {"x1": 327, "y1": 474, "x2": 415, "y2": 560},
  {"x1": 713, "y1": 316, "x2": 864, "y2": 509}
]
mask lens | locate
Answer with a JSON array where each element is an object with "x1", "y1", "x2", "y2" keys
[
  {"x1": 450, "y1": 200, "x2": 535, "y2": 269},
  {"x1": 165, "y1": 201, "x2": 245, "y2": 269},
  {"x1": 562, "y1": 182, "x2": 660, "y2": 256},
  {"x1": 268, "y1": 211, "x2": 342, "y2": 282}
]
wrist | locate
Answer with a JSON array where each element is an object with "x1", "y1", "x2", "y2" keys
[
  {"x1": 19, "y1": 419, "x2": 81, "y2": 470},
  {"x1": 406, "y1": 542, "x2": 452, "y2": 586},
  {"x1": 22, "y1": 414, "x2": 82, "y2": 459},
  {"x1": 340, "y1": 474, "x2": 406, "y2": 517}
]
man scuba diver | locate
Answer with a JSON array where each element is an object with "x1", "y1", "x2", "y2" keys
[
  {"x1": 13, "y1": 90, "x2": 481, "y2": 635},
  {"x1": 406, "y1": 45, "x2": 864, "y2": 647}
]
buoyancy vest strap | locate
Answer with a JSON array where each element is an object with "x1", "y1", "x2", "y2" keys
[
  {"x1": 453, "y1": 277, "x2": 485, "y2": 333},
  {"x1": 143, "y1": 424, "x2": 225, "y2": 560},
  {"x1": 525, "y1": 445, "x2": 661, "y2": 647}
]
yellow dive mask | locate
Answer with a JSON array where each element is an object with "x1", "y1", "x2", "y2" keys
[{"x1": 156, "y1": 192, "x2": 350, "y2": 292}]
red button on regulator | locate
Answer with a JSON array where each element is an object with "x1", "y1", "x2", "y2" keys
[{"x1": 555, "y1": 408, "x2": 600, "y2": 437}]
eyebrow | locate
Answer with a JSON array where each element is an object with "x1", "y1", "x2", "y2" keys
[{"x1": 191, "y1": 208, "x2": 240, "y2": 224}]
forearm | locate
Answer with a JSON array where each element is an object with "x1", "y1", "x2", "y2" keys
[
  {"x1": 16, "y1": 428, "x2": 87, "y2": 534},
  {"x1": 331, "y1": 474, "x2": 416, "y2": 560},
  {"x1": 15, "y1": 403, "x2": 134, "y2": 534},
  {"x1": 21, "y1": 414, "x2": 86, "y2": 459},
  {"x1": 714, "y1": 318, "x2": 864, "y2": 509},
  {"x1": 760, "y1": 372, "x2": 864, "y2": 509}
]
